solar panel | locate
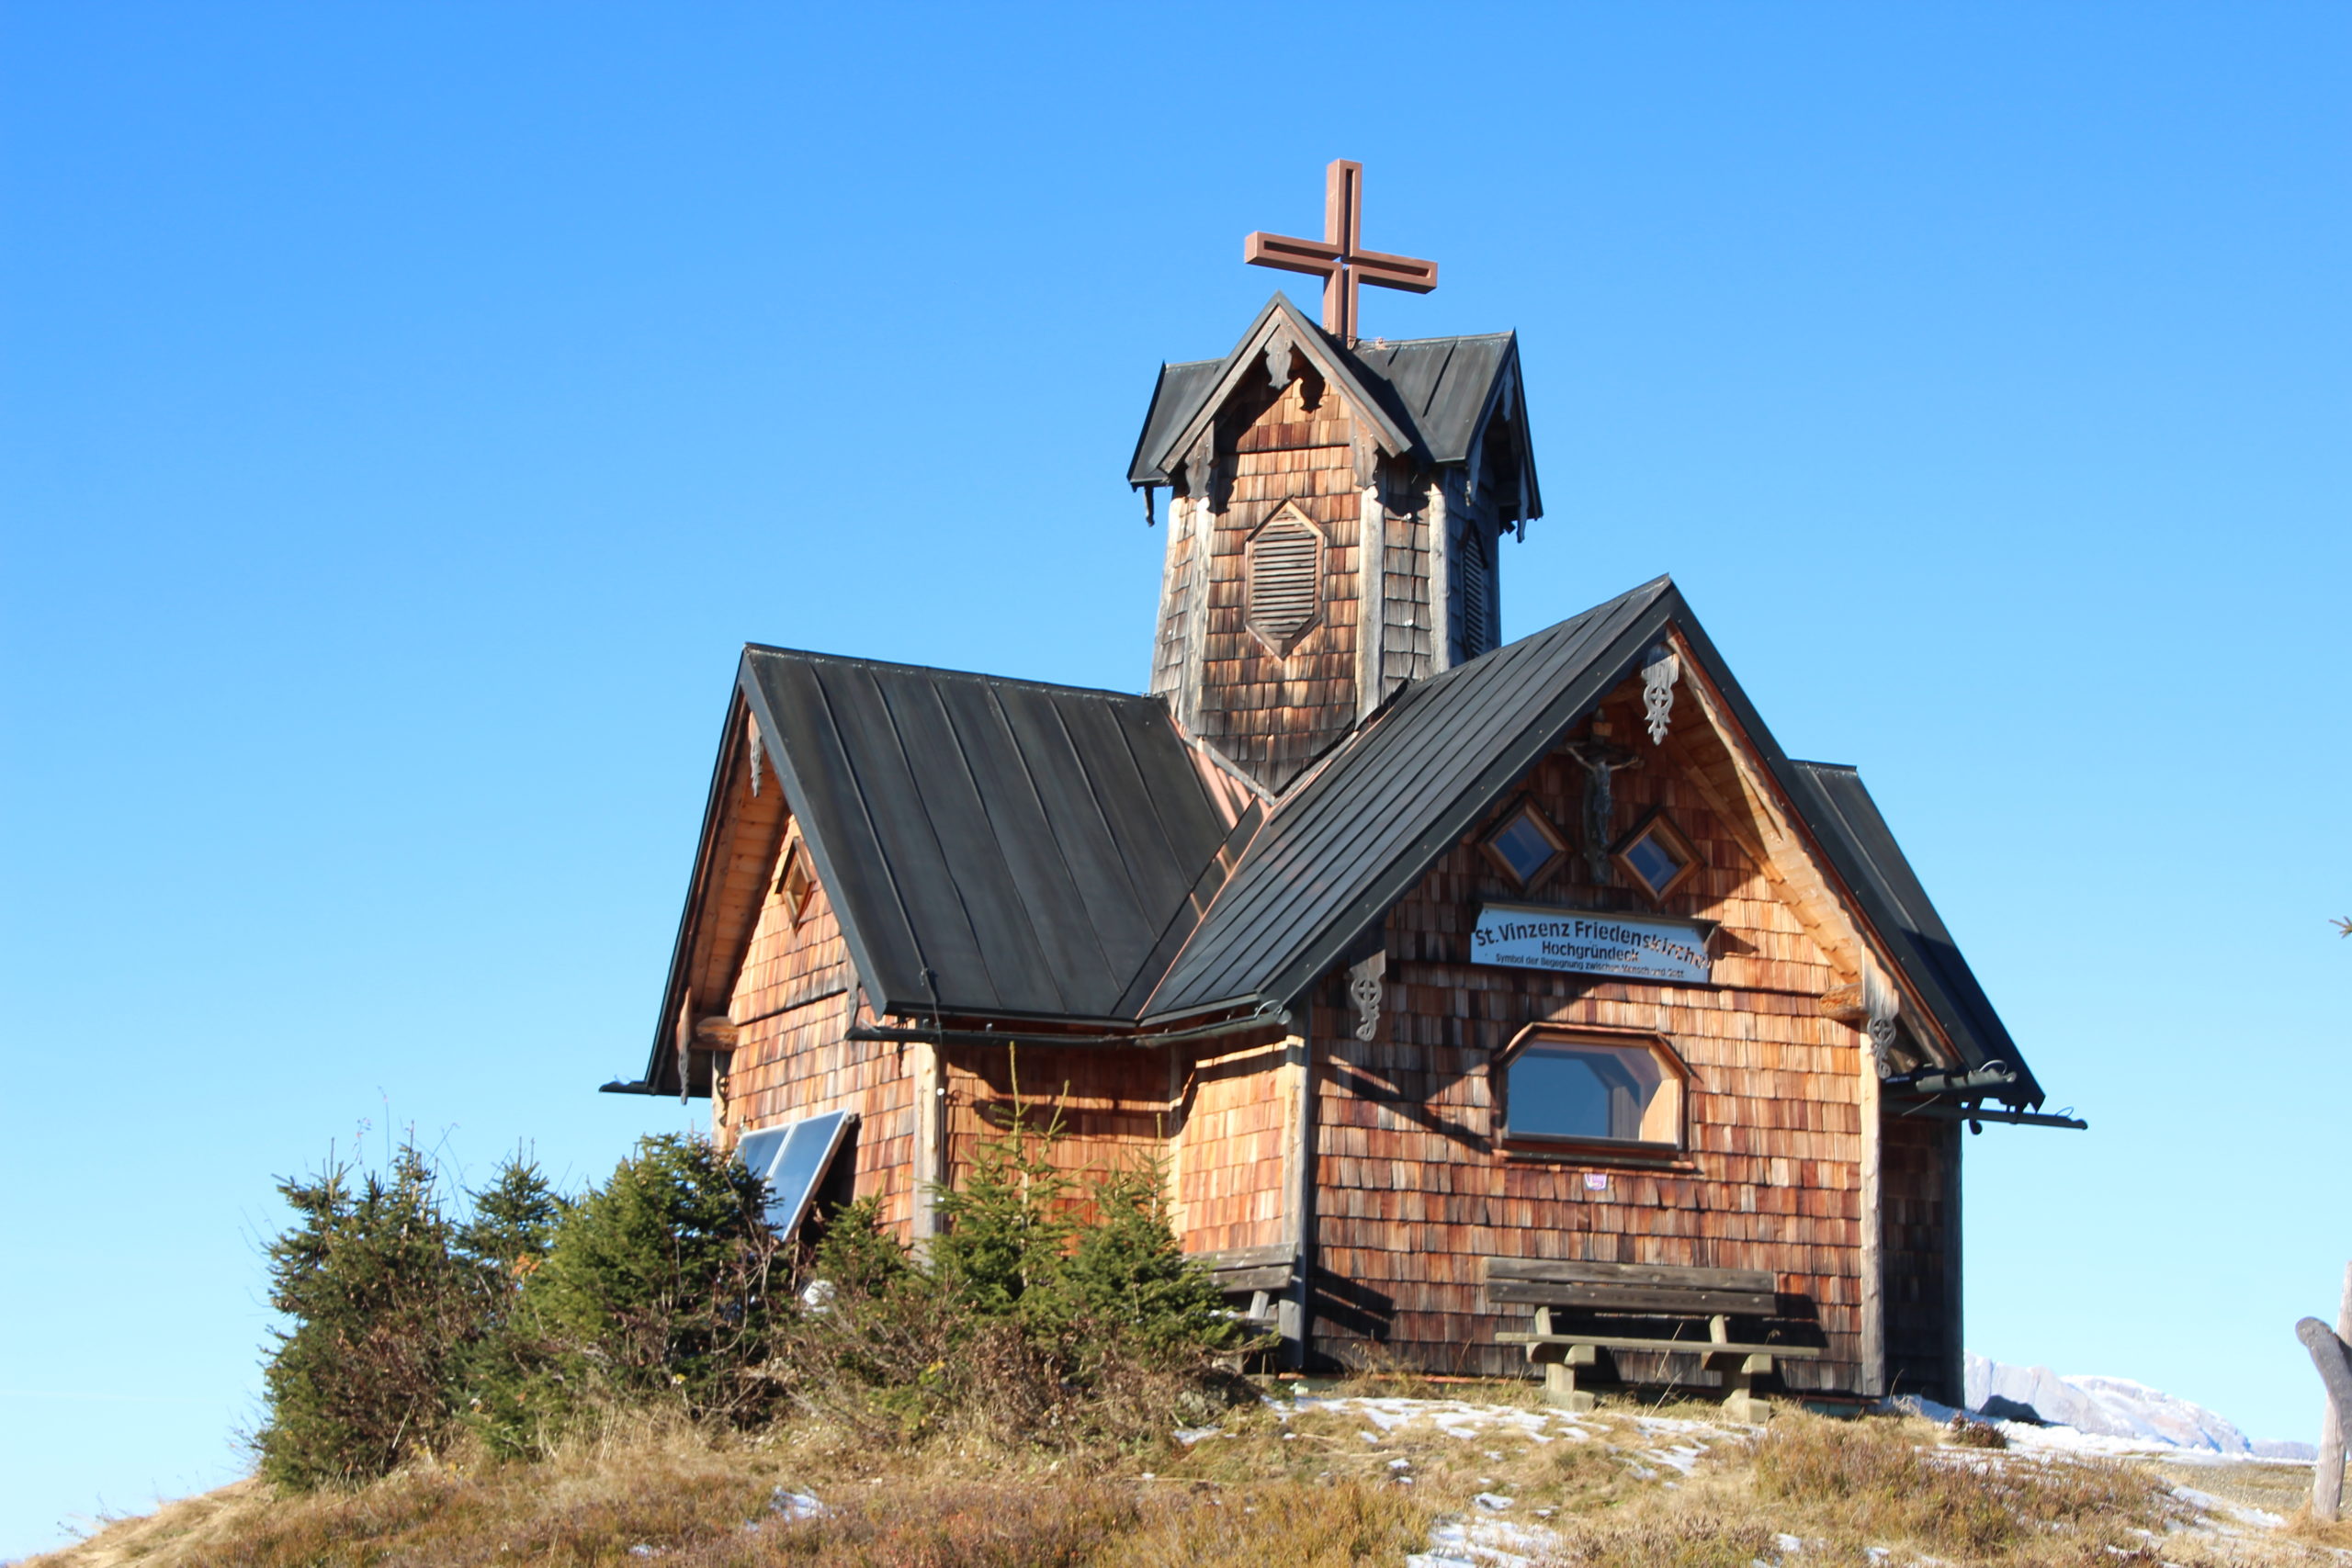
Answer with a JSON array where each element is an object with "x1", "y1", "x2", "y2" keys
[
  {"x1": 734, "y1": 1125, "x2": 794, "y2": 1192},
  {"x1": 737, "y1": 1111, "x2": 854, "y2": 1239}
]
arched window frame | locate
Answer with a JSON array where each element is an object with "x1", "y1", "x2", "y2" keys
[{"x1": 1494, "y1": 1023, "x2": 1697, "y2": 1167}]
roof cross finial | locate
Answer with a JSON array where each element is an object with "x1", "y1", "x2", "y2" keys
[{"x1": 1244, "y1": 160, "x2": 1437, "y2": 346}]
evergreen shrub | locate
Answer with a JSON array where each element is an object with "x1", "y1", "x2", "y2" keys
[{"x1": 258, "y1": 1108, "x2": 1246, "y2": 1483}]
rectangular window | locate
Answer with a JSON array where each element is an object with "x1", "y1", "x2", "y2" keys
[{"x1": 1501, "y1": 1032, "x2": 1688, "y2": 1152}]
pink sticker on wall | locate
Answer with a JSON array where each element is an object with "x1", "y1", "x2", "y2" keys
[{"x1": 1584, "y1": 1172, "x2": 1609, "y2": 1191}]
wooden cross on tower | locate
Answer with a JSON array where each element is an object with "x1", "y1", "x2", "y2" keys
[{"x1": 1245, "y1": 160, "x2": 1438, "y2": 345}]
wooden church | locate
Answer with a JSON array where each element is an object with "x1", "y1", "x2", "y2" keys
[{"x1": 605, "y1": 163, "x2": 2077, "y2": 1411}]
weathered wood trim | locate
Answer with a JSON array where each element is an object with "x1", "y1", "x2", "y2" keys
[
  {"x1": 1357, "y1": 484, "x2": 1385, "y2": 717},
  {"x1": 1860, "y1": 1036, "x2": 1886, "y2": 1396},
  {"x1": 911, "y1": 1037, "x2": 942, "y2": 1243},
  {"x1": 1194, "y1": 1242, "x2": 1298, "y2": 1270},
  {"x1": 1176, "y1": 498, "x2": 1212, "y2": 730},
  {"x1": 1487, "y1": 1281, "x2": 1781, "y2": 1314},
  {"x1": 1484, "y1": 1258, "x2": 1775, "y2": 1293},
  {"x1": 1279, "y1": 1007, "x2": 1317, "y2": 1367},
  {"x1": 1427, "y1": 479, "x2": 1453, "y2": 674}
]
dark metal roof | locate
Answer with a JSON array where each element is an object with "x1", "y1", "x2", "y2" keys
[
  {"x1": 1346, "y1": 333, "x2": 1520, "y2": 465},
  {"x1": 626, "y1": 585, "x2": 2042, "y2": 1109},
  {"x1": 1138, "y1": 577, "x2": 2045, "y2": 1105},
  {"x1": 1783, "y1": 761, "x2": 2043, "y2": 1105},
  {"x1": 738, "y1": 648, "x2": 1233, "y2": 1023},
  {"x1": 1127, "y1": 358, "x2": 1222, "y2": 487},
  {"x1": 1144, "y1": 578, "x2": 1679, "y2": 1020},
  {"x1": 1126, "y1": 295, "x2": 1534, "y2": 508}
]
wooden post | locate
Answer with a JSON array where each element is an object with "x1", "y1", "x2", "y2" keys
[
  {"x1": 1356, "y1": 486, "x2": 1385, "y2": 717},
  {"x1": 1426, "y1": 480, "x2": 1452, "y2": 674},
  {"x1": 1859, "y1": 1032, "x2": 1886, "y2": 1398},
  {"x1": 1278, "y1": 1004, "x2": 1317, "y2": 1370},
  {"x1": 2312, "y1": 1261, "x2": 2352, "y2": 1523},
  {"x1": 1941, "y1": 1115, "x2": 1966, "y2": 1408},
  {"x1": 910, "y1": 1038, "x2": 943, "y2": 1247}
]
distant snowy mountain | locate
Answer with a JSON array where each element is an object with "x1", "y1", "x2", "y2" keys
[{"x1": 1965, "y1": 1353, "x2": 2307, "y2": 1456}]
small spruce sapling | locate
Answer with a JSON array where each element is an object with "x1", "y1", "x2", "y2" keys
[
  {"x1": 1061, "y1": 1163, "x2": 1239, "y2": 1357},
  {"x1": 928, "y1": 1093, "x2": 1077, "y2": 1330},
  {"x1": 256, "y1": 1144, "x2": 476, "y2": 1488},
  {"x1": 519, "y1": 1134, "x2": 780, "y2": 1417}
]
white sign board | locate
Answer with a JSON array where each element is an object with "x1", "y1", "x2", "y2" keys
[{"x1": 1470, "y1": 903, "x2": 1715, "y2": 984}]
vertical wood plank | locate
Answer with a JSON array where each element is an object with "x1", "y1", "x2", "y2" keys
[{"x1": 1860, "y1": 1037, "x2": 1885, "y2": 1397}]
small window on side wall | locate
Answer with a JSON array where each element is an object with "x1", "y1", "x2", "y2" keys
[
  {"x1": 1501, "y1": 1030, "x2": 1688, "y2": 1152},
  {"x1": 776, "y1": 842, "x2": 817, "y2": 926},
  {"x1": 1481, "y1": 801, "x2": 1568, "y2": 888},
  {"x1": 1611, "y1": 809, "x2": 1702, "y2": 905}
]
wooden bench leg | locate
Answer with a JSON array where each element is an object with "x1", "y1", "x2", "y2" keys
[
  {"x1": 1707, "y1": 1351, "x2": 1774, "y2": 1423},
  {"x1": 1542, "y1": 1343, "x2": 1599, "y2": 1412}
]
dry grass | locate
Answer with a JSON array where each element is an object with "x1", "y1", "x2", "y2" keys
[{"x1": 30, "y1": 1391, "x2": 2352, "y2": 1568}]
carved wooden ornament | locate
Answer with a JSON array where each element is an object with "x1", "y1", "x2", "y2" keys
[
  {"x1": 1347, "y1": 950, "x2": 1385, "y2": 1041},
  {"x1": 1641, "y1": 645, "x2": 1679, "y2": 745}
]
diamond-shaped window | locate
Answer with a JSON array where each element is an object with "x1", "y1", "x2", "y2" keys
[
  {"x1": 776, "y1": 842, "x2": 818, "y2": 926},
  {"x1": 1481, "y1": 802, "x2": 1567, "y2": 888},
  {"x1": 1611, "y1": 811, "x2": 1701, "y2": 903}
]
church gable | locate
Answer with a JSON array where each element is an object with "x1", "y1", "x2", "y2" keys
[
  {"x1": 1148, "y1": 576, "x2": 2045, "y2": 1107},
  {"x1": 1140, "y1": 294, "x2": 1543, "y2": 792}
]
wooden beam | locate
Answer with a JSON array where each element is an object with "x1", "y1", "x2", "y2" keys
[
  {"x1": 1357, "y1": 484, "x2": 1385, "y2": 718},
  {"x1": 1278, "y1": 1007, "x2": 1317, "y2": 1369},
  {"x1": 1485, "y1": 1258, "x2": 1773, "y2": 1293},
  {"x1": 910, "y1": 1035, "x2": 943, "y2": 1246},
  {"x1": 1860, "y1": 1035, "x2": 1887, "y2": 1398},
  {"x1": 1487, "y1": 1281, "x2": 1781, "y2": 1316}
]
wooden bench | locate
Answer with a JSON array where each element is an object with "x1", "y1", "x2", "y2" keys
[
  {"x1": 1485, "y1": 1258, "x2": 1823, "y2": 1420},
  {"x1": 1192, "y1": 1244, "x2": 1297, "y2": 1331}
]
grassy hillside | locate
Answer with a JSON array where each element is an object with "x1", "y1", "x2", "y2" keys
[{"x1": 29, "y1": 1381, "x2": 2351, "y2": 1567}]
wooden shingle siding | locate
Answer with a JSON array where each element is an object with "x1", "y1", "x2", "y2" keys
[
  {"x1": 1173, "y1": 1035, "x2": 1294, "y2": 1254},
  {"x1": 1308, "y1": 679, "x2": 1875, "y2": 1392},
  {"x1": 720, "y1": 831, "x2": 917, "y2": 1235},
  {"x1": 1880, "y1": 1112, "x2": 1962, "y2": 1404},
  {"x1": 940, "y1": 1043, "x2": 1171, "y2": 1213},
  {"x1": 1178, "y1": 378, "x2": 1365, "y2": 792}
]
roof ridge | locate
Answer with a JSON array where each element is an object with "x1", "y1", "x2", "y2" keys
[{"x1": 740, "y1": 645, "x2": 1162, "y2": 705}]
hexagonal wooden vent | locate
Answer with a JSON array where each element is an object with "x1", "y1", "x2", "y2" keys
[{"x1": 1247, "y1": 505, "x2": 1322, "y2": 654}]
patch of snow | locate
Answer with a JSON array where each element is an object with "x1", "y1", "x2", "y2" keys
[
  {"x1": 1172, "y1": 1426, "x2": 1223, "y2": 1444},
  {"x1": 1294, "y1": 1394, "x2": 1577, "y2": 1445},
  {"x1": 2170, "y1": 1483, "x2": 2286, "y2": 1532},
  {"x1": 1410, "y1": 1515, "x2": 1561, "y2": 1568},
  {"x1": 1645, "y1": 1441, "x2": 1710, "y2": 1474},
  {"x1": 1774, "y1": 1531, "x2": 1804, "y2": 1553},
  {"x1": 1474, "y1": 1492, "x2": 1513, "y2": 1510}
]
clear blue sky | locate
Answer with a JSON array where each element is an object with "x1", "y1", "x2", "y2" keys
[{"x1": 3, "y1": 2, "x2": 2345, "y2": 1555}]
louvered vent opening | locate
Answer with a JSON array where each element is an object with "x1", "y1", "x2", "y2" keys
[
  {"x1": 1248, "y1": 515, "x2": 1321, "y2": 651},
  {"x1": 1460, "y1": 531, "x2": 1491, "y2": 655}
]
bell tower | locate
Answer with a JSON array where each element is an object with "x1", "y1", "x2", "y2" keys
[{"x1": 1128, "y1": 164, "x2": 1541, "y2": 794}]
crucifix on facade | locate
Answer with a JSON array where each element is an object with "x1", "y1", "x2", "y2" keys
[
  {"x1": 1245, "y1": 160, "x2": 1438, "y2": 345},
  {"x1": 1565, "y1": 736, "x2": 1642, "y2": 886}
]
